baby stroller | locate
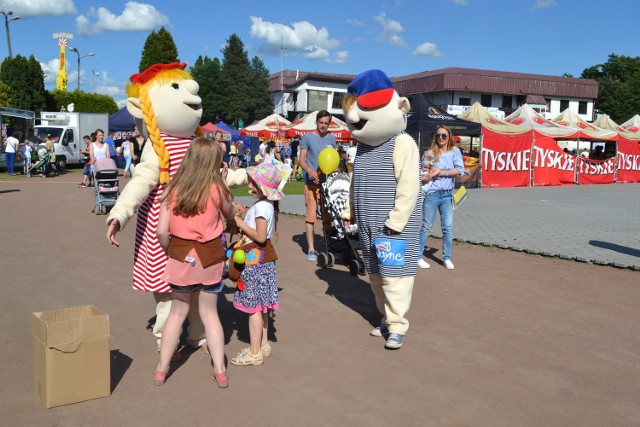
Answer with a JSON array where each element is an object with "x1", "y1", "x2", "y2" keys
[
  {"x1": 30, "y1": 144, "x2": 58, "y2": 177},
  {"x1": 91, "y1": 158, "x2": 119, "y2": 215},
  {"x1": 317, "y1": 172, "x2": 366, "y2": 276}
]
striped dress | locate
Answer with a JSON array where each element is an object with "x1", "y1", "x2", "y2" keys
[
  {"x1": 352, "y1": 134, "x2": 422, "y2": 277},
  {"x1": 132, "y1": 134, "x2": 191, "y2": 292}
]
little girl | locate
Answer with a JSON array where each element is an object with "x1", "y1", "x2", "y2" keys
[
  {"x1": 230, "y1": 161, "x2": 284, "y2": 366},
  {"x1": 154, "y1": 137, "x2": 235, "y2": 388},
  {"x1": 418, "y1": 152, "x2": 435, "y2": 269}
]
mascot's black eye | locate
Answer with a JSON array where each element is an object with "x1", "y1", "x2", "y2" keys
[{"x1": 171, "y1": 83, "x2": 179, "y2": 90}]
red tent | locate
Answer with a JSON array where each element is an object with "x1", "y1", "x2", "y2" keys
[
  {"x1": 201, "y1": 122, "x2": 231, "y2": 136},
  {"x1": 283, "y1": 111, "x2": 352, "y2": 142},
  {"x1": 240, "y1": 113, "x2": 290, "y2": 139}
]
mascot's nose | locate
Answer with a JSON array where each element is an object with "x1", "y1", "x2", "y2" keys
[
  {"x1": 184, "y1": 79, "x2": 200, "y2": 95},
  {"x1": 346, "y1": 107, "x2": 360, "y2": 124}
]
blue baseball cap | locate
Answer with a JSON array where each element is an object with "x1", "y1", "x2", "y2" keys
[{"x1": 347, "y1": 69, "x2": 395, "y2": 109}]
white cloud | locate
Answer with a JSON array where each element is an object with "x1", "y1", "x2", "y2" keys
[
  {"x1": 39, "y1": 59, "x2": 59, "y2": 85},
  {"x1": 249, "y1": 16, "x2": 345, "y2": 64},
  {"x1": 530, "y1": 0, "x2": 557, "y2": 10},
  {"x1": 449, "y1": 0, "x2": 468, "y2": 5},
  {"x1": 347, "y1": 18, "x2": 365, "y2": 26},
  {"x1": 374, "y1": 12, "x2": 406, "y2": 48},
  {"x1": 0, "y1": 0, "x2": 76, "y2": 17},
  {"x1": 76, "y1": 2, "x2": 169, "y2": 36},
  {"x1": 412, "y1": 42, "x2": 444, "y2": 57},
  {"x1": 331, "y1": 51, "x2": 350, "y2": 64}
]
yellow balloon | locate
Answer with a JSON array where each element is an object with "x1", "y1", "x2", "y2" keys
[{"x1": 318, "y1": 147, "x2": 340, "y2": 174}]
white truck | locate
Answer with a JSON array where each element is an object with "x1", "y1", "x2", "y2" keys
[{"x1": 35, "y1": 112, "x2": 109, "y2": 171}]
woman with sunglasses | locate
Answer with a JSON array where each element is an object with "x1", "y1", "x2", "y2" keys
[{"x1": 418, "y1": 126, "x2": 465, "y2": 270}]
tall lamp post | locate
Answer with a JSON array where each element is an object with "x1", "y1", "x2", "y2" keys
[
  {"x1": 0, "y1": 10, "x2": 20, "y2": 58},
  {"x1": 68, "y1": 46, "x2": 95, "y2": 91}
]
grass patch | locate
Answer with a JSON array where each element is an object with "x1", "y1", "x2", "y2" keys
[{"x1": 230, "y1": 179, "x2": 305, "y2": 197}]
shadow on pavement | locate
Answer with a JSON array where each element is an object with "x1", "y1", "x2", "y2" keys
[
  {"x1": 110, "y1": 349, "x2": 133, "y2": 393},
  {"x1": 589, "y1": 240, "x2": 640, "y2": 258},
  {"x1": 315, "y1": 265, "x2": 379, "y2": 327}
]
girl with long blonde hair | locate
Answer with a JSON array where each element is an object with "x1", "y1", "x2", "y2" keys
[
  {"x1": 418, "y1": 125, "x2": 465, "y2": 270},
  {"x1": 154, "y1": 137, "x2": 236, "y2": 388}
]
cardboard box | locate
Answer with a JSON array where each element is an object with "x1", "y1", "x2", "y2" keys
[{"x1": 33, "y1": 305, "x2": 110, "y2": 408}]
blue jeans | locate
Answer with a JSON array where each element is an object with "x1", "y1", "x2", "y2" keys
[
  {"x1": 124, "y1": 155, "x2": 132, "y2": 175},
  {"x1": 419, "y1": 190, "x2": 454, "y2": 261},
  {"x1": 6, "y1": 152, "x2": 15, "y2": 174}
]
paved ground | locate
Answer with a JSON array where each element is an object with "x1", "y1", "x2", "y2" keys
[
  {"x1": 237, "y1": 182, "x2": 640, "y2": 270},
  {"x1": 1, "y1": 172, "x2": 639, "y2": 426}
]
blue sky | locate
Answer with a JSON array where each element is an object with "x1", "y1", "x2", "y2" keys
[{"x1": 2, "y1": 0, "x2": 638, "y2": 107}]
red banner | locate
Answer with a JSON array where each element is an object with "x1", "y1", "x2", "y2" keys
[
  {"x1": 576, "y1": 156, "x2": 615, "y2": 185},
  {"x1": 480, "y1": 128, "x2": 532, "y2": 188},
  {"x1": 532, "y1": 132, "x2": 575, "y2": 186},
  {"x1": 616, "y1": 137, "x2": 640, "y2": 183}
]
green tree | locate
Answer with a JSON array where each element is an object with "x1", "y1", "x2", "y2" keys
[
  {"x1": 46, "y1": 90, "x2": 118, "y2": 114},
  {"x1": 190, "y1": 55, "x2": 224, "y2": 122},
  {"x1": 581, "y1": 54, "x2": 640, "y2": 122},
  {"x1": 248, "y1": 56, "x2": 274, "y2": 122},
  {"x1": 0, "y1": 54, "x2": 46, "y2": 113},
  {"x1": 219, "y1": 34, "x2": 252, "y2": 126},
  {"x1": 139, "y1": 26, "x2": 179, "y2": 72},
  {"x1": 0, "y1": 81, "x2": 12, "y2": 107}
]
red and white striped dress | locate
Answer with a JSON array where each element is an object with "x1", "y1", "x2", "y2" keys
[{"x1": 132, "y1": 134, "x2": 191, "y2": 292}]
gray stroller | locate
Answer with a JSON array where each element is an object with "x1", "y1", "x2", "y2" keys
[{"x1": 91, "y1": 158, "x2": 119, "y2": 215}]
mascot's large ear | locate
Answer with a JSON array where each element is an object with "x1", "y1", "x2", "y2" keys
[
  {"x1": 126, "y1": 97, "x2": 144, "y2": 120},
  {"x1": 398, "y1": 97, "x2": 411, "y2": 114}
]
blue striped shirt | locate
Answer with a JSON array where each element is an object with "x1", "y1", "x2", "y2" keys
[{"x1": 429, "y1": 148, "x2": 465, "y2": 192}]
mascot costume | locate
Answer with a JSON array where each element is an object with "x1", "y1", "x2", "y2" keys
[
  {"x1": 344, "y1": 69, "x2": 421, "y2": 350},
  {"x1": 106, "y1": 62, "x2": 247, "y2": 351}
]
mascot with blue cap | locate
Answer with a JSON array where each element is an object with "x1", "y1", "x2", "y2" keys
[{"x1": 343, "y1": 69, "x2": 421, "y2": 350}]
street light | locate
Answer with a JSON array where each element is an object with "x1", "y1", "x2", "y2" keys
[
  {"x1": 0, "y1": 10, "x2": 20, "y2": 58},
  {"x1": 68, "y1": 46, "x2": 95, "y2": 91},
  {"x1": 92, "y1": 70, "x2": 100, "y2": 92}
]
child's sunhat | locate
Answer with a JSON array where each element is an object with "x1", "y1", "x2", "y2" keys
[{"x1": 247, "y1": 161, "x2": 285, "y2": 201}]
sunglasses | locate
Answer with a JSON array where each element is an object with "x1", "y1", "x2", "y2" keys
[{"x1": 436, "y1": 133, "x2": 449, "y2": 139}]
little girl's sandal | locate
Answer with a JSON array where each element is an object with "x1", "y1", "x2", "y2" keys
[
  {"x1": 211, "y1": 371, "x2": 229, "y2": 388},
  {"x1": 230, "y1": 350, "x2": 264, "y2": 366},
  {"x1": 261, "y1": 344, "x2": 272, "y2": 357}
]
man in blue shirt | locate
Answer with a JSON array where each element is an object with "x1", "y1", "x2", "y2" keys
[
  {"x1": 105, "y1": 130, "x2": 125, "y2": 169},
  {"x1": 298, "y1": 110, "x2": 337, "y2": 261}
]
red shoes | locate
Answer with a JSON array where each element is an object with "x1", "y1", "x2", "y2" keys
[
  {"x1": 153, "y1": 370, "x2": 167, "y2": 386},
  {"x1": 211, "y1": 371, "x2": 229, "y2": 388}
]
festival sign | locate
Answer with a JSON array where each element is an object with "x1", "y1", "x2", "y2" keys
[
  {"x1": 616, "y1": 137, "x2": 640, "y2": 183},
  {"x1": 576, "y1": 156, "x2": 615, "y2": 185},
  {"x1": 531, "y1": 132, "x2": 575, "y2": 186},
  {"x1": 480, "y1": 128, "x2": 533, "y2": 188}
]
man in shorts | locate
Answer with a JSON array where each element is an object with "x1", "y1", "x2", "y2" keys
[{"x1": 298, "y1": 110, "x2": 337, "y2": 261}]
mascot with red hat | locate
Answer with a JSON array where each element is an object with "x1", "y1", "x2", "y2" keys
[
  {"x1": 343, "y1": 69, "x2": 421, "y2": 350},
  {"x1": 106, "y1": 62, "x2": 247, "y2": 354}
]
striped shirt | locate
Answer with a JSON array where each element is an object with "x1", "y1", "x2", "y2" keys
[
  {"x1": 132, "y1": 134, "x2": 191, "y2": 292},
  {"x1": 352, "y1": 134, "x2": 422, "y2": 277}
]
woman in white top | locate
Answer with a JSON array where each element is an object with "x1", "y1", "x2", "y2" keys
[
  {"x1": 90, "y1": 129, "x2": 110, "y2": 163},
  {"x1": 121, "y1": 136, "x2": 135, "y2": 177}
]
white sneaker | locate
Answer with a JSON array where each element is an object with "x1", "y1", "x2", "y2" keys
[
  {"x1": 444, "y1": 259, "x2": 455, "y2": 270},
  {"x1": 417, "y1": 258, "x2": 430, "y2": 269}
]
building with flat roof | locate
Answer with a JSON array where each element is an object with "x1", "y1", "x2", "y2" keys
[{"x1": 269, "y1": 67, "x2": 598, "y2": 122}]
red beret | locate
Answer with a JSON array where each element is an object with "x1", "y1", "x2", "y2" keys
[{"x1": 130, "y1": 62, "x2": 187, "y2": 85}]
